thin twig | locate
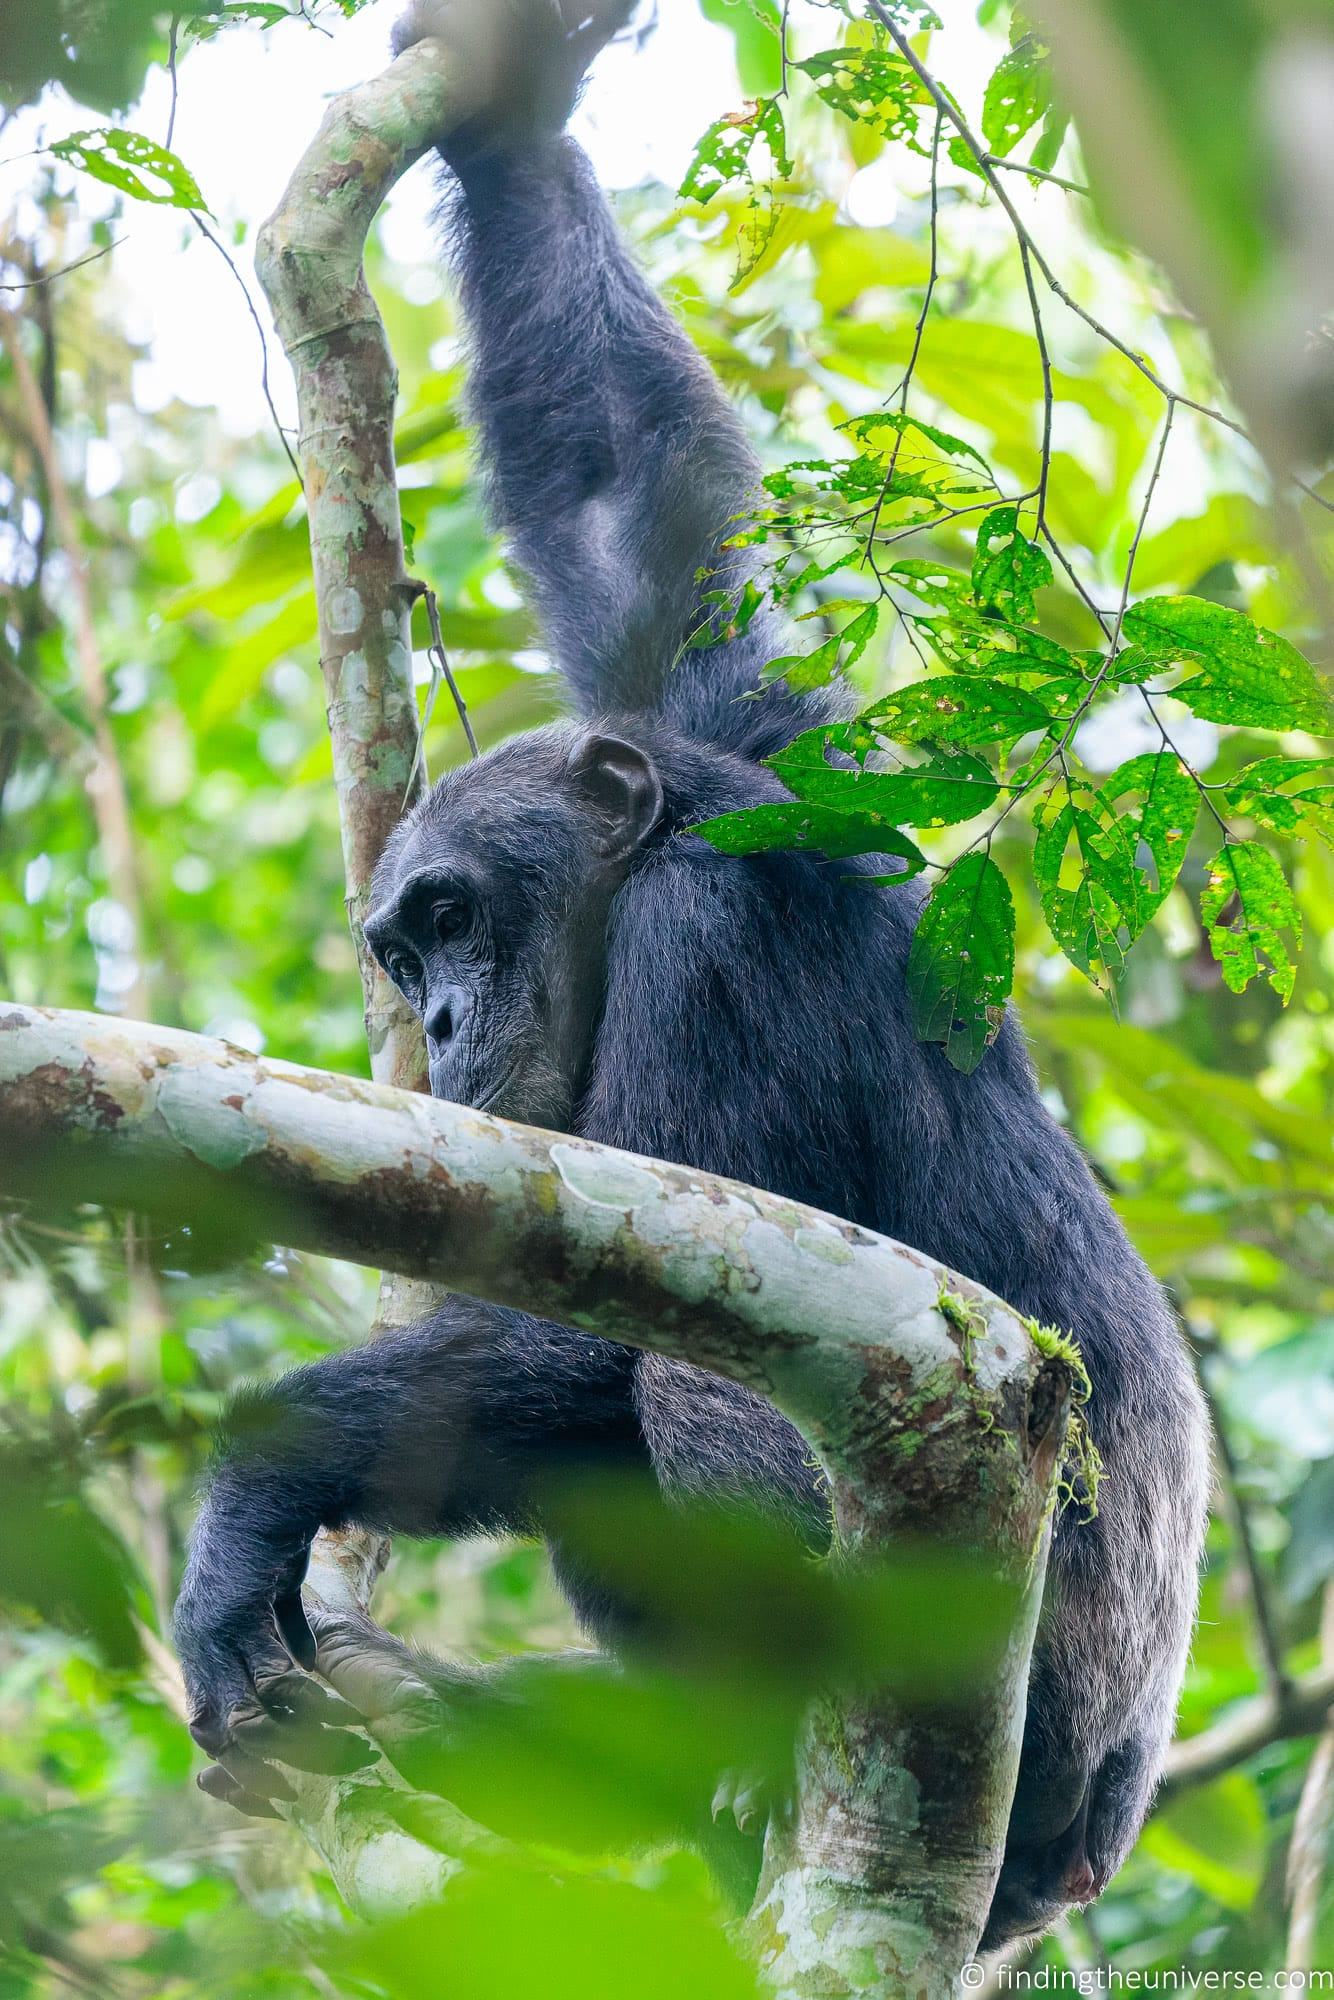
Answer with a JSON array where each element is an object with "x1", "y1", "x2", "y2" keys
[
  {"x1": 862, "y1": 108, "x2": 945, "y2": 566},
  {"x1": 165, "y1": 14, "x2": 181, "y2": 153},
  {"x1": 1018, "y1": 238, "x2": 1052, "y2": 534},
  {"x1": 189, "y1": 213, "x2": 302, "y2": 484},
  {"x1": 1108, "y1": 399, "x2": 1175, "y2": 655},
  {"x1": 981, "y1": 153, "x2": 1090, "y2": 198},
  {"x1": 864, "y1": 0, "x2": 1334, "y2": 518},
  {"x1": 0, "y1": 241, "x2": 119, "y2": 290},
  {"x1": 417, "y1": 581, "x2": 478, "y2": 762}
]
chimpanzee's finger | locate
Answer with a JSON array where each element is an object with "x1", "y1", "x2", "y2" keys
[
  {"x1": 216, "y1": 1739, "x2": 300, "y2": 1802},
  {"x1": 233, "y1": 1709, "x2": 381, "y2": 1776},
  {"x1": 198, "y1": 1764, "x2": 284, "y2": 1820},
  {"x1": 307, "y1": 1606, "x2": 439, "y2": 1721},
  {"x1": 258, "y1": 1669, "x2": 366, "y2": 1729}
]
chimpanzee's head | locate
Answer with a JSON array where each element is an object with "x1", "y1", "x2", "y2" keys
[{"x1": 364, "y1": 723, "x2": 663, "y2": 1128}]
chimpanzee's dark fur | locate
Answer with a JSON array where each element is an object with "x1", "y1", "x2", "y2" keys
[{"x1": 175, "y1": 0, "x2": 1209, "y2": 1947}]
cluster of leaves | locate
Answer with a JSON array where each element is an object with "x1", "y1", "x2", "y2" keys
[
  {"x1": 679, "y1": 8, "x2": 1332, "y2": 1070},
  {"x1": 698, "y1": 495, "x2": 1329, "y2": 1067}
]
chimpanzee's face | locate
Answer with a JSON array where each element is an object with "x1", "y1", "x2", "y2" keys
[{"x1": 363, "y1": 724, "x2": 662, "y2": 1129}]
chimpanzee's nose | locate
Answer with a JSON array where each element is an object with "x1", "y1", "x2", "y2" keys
[{"x1": 425, "y1": 988, "x2": 467, "y2": 1051}]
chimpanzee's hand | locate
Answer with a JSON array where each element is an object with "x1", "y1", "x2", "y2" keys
[
  {"x1": 390, "y1": 0, "x2": 637, "y2": 157},
  {"x1": 175, "y1": 1539, "x2": 378, "y2": 1816}
]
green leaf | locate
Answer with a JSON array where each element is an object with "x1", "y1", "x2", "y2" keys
[
  {"x1": 1033, "y1": 786, "x2": 1142, "y2": 992},
  {"x1": 681, "y1": 99, "x2": 792, "y2": 204},
  {"x1": 970, "y1": 505, "x2": 1053, "y2": 621},
  {"x1": 1200, "y1": 841, "x2": 1302, "y2": 1002},
  {"x1": 182, "y1": 2, "x2": 290, "y2": 40},
  {"x1": 686, "y1": 577, "x2": 768, "y2": 651},
  {"x1": 761, "y1": 604, "x2": 879, "y2": 689},
  {"x1": 766, "y1": 731, "x2": 1000, "y2": 827},
  {"x1": 907, "y1": 855, "x2": 1016, "y2": 1073},
  {"x1": 51, "y1": 128, "x2": 207, "y2": 210},
  {"x1": 1122, "y1": 596, "x2": 1330, "y2": 732},
  {"x1": 1222, "y1": 757, "x2": 1334, "y2": 846},
  {"x1": 877, "y1": 560, "x2": 975, "y2": 611},
  {"x1": 865, "y1": 676, "x2": 1053, "y2": 746},
  {"x1": 794, "y1": 48, "x2": 931, "y2": 149},
  {"x1": 981, "y1": 33, "x2": 1054, "y2": 158},
  {"x1": 680, "y1": 99, "x2": 791, "y2": 284},
  {"x1": 692, "y1": 802, "x2": 927, "y2": 868},
  {"x1": 844, "y1": 412, "x2": 993, "y2": 481},
  {"x1": 1101, "y1": 752, "x2": 1200, "y2": 920},
  {"x1": 1029, "y1": 104, "x2": 1070, "y2": 173}
]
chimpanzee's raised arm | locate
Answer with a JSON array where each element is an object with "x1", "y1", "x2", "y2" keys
[{"x1": 396, "y1": 0, "x2": 836, "y2": 755}]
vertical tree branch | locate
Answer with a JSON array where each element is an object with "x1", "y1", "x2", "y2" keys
[{"x1": 254, "y1": 40, "x2": 461, "y2": 1326}]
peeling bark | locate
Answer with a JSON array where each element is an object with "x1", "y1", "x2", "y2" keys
[{"x1": 0, "y1": 1000, "x2": 1068, "y2": 1991}]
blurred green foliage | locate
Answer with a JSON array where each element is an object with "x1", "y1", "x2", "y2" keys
[{"x1": 1, "y1": 0, "x2": 1333, "y2": 1992}]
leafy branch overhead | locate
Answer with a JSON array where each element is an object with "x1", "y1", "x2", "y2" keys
[{"x1": 682, "y1": 5, "x2": 1332, "y2": 1072}]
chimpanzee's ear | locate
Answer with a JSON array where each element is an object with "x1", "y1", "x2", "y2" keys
[{"x1": 568, "y1": 734, "x2": 664, "y2": 859}]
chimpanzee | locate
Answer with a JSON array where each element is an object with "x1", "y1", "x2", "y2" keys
[{"x1": 174, "y1": 0, "x2": 1210, "y2": 1947}]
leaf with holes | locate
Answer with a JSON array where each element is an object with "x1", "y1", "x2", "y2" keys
[
  {"x1": 1033, "y1": 788, "x2": 1142, "y2": 993},
  {"x1": 907, "y1": 856, "x2": 1015, "y2": 1073},
  {"x1": 1222, "y1": 758, "x2": 1334, "y2": 846},
  {"x1": 1101, "y1": 753, "x2": 1200, "y2": 922},
  {"x1": 1201, "y1": 842, "x2": 1302, "y2": 1001},
  {"x1": 681, "y1": 98, "x2": 792, "y2": 283},
  {"x1": 971, "y1": 506, "x2": 1053, "y2": 621},
  {"x1": 878, "y1": 560, "x2": 975, "y2": 612},
  {"x1": 981, "y1": 33, "x2": 1055, "y2": 157},
  {"x1": 183, "y1": 3, "x2": 289, "y2": 40},
  {"x1": 766, "y1": 731, "x2": 1000, "y2": 827},
  {"x1": 1122, "y1": 596, "x2": 1329, "y2": 732},
  {"x1": 681, "y1": 98, "x2": 792, "y2": 202},
  {"x1": 51, "y1": 129, "x2": 207, "y2": 210},
  {"x1": 865, "y1": 676, "x2": 1053, "y2": 747},
  {"x1": 692, "y1": 802, "x2": 926, "y2": 869},
  {"x1": 795, "y1": 48, "x2": 932, "y2": 150}
]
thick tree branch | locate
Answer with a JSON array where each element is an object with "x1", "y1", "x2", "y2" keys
[
  {"x1": 254, "y1": 37, "x2": 456, "y2": 1104},
  {"x1": 0, "y1": 1003, "x2": 1046, "y2": 1460},
  {"x1": 0, "y1": 998, "x2": 1069, "y2": 1992}
]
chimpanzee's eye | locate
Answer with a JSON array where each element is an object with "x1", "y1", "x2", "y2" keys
[
  {"x1": 434, "y1": 898, "x2": 469, "y2": 945},
  {"x1": 386, "y1": 950, "x2": 422, "y2": 997}
]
